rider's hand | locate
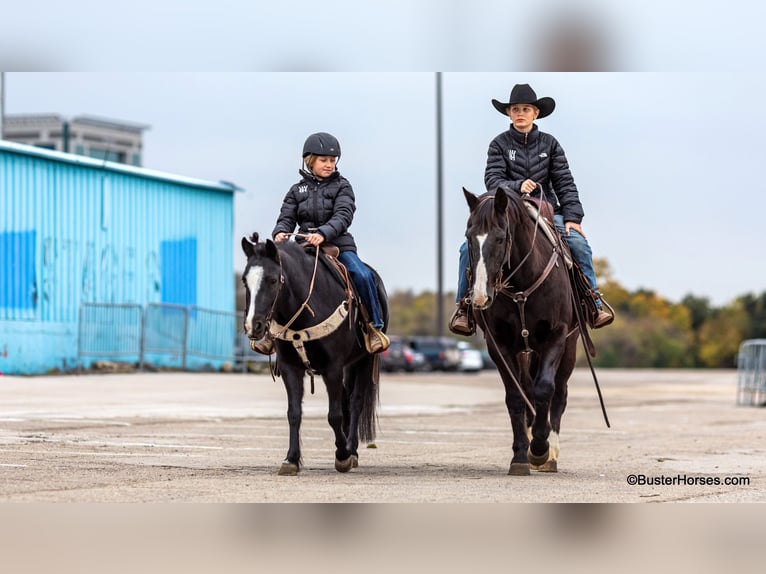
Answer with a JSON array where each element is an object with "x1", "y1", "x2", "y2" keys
[
  {"x1": 274, "y1": 233, "x2": 289, "y2": 243},
  {"x1": 520, "y1": 179, "x2": 537, "y2": 194},
  {"x1": 306, "y1": 233, "x2": 325, "y2": 246},
  {"x1": 564, "y1": 221, "x2": 587, "y2": 238}
]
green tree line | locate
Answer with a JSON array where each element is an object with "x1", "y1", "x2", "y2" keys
[{"x1": 386, "y1": 259, "x2": 765, "y2": 369}]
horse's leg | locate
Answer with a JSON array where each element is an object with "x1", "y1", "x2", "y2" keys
[
  {"x1": 343, "y1": 363, "x2": 361, "y2": 467},
  {"x1": 279, "y1": 363, "x2": 305, "y2": 476},
  {"x1": 528, "y1": 327, "x2": 568, "y2": 471},
  {"x1": 324, "y1": 366, "x2": 354, "y2": 473},
  {"x1": 341, "y1": 365, "x2": 352, "y2": 440},
  {"x1": 533, "y1": 336, "x2": 575, "y2": 472},
  {"x1": 498, "y1": 354, "x2": 533, "y2": 475}
]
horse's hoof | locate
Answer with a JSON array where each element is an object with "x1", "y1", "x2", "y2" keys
[
  {"x1": 527, "y1": 448, "x2": 550, "y2": 467},
  {"x1": 351, "y1": 455, "x2": 359, "y2": 468},
  {"x1": 508, "y1": 462, "x2": 531, "y2": 476},
  {"x1": 532, "y1": 459, "x2": 558, "y2": 473},
  {"x1": 278, "y1": 461, "x2": 300, "y2": 476},
  {"x1": 335, "y1": 457, "x2": 354, "y2": 473}
]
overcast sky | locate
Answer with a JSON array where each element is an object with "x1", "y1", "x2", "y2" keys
[{"x1": 4, "y1": 72, "x2": 766, "y2": 306}]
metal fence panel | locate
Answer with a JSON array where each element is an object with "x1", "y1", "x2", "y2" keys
[
  {"x1": 186, "y1": 306, "x2": 237, "y2": 363},
  {"x1": 77, "y1": 303, "x2": 143, "y2": 369},
  {"x1": 737, "y1": 339, "x2": 766, "y2": 407},
  {"x1": 142, "y1": 302, "x2": 189, "y2": 369},
  {"x1": 78, "y1": 302, "x2": 257, "y2": 372}
]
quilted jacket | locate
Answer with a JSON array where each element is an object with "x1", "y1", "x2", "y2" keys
[
  {"x1": 272, "y1": 169, "x2": 357, "y2": 252},
  {"x1": 484, "y1": 125, "x2": 585, "y2": 224}
]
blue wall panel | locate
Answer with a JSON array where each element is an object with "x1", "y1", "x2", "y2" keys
[
  {"x1": 0, "y1": 230, "x2": 36, "y2": 309},
  {"x1": 161, "y1": 238, "x2": 198, "y2": 306}
]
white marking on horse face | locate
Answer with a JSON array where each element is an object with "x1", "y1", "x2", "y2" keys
[
  {"x1": 472, "y1": 234, "x2": 490, "y2": 308},
  {"x1": 244, "y1": 265, "x2": 264, "y2": 335}
]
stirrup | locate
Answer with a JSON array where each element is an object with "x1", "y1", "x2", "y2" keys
[
  {"x1": 449, "y1": 301, "x2": 475, "y2": 336},
  {"x1": 591, "y1": 301, "x2": 615, "y2": 329},
  {"x1": 364, "y1": 324, "x2": 390, "y2": 354}
]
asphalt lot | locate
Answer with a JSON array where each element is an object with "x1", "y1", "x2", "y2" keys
[{"x1": 0, "y1": 368, "x2": 763, "y2": 502}]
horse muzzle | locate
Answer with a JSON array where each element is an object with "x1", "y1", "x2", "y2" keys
[
  {"x1": 471, "y1": 290, "x2": 493, "y2": 310},
  {"x1": 245, "y1": 319, "x2": 269, "y2": 341}
]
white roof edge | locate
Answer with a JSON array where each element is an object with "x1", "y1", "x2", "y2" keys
[{"x1": 0, "y1": 139, "x2": 244, "y2": 193}]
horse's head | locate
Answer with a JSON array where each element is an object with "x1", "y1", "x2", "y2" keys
[
  {"x1": 463, "y1": 187, "x2": 511, "y2": 310},
  {"x1": 241, "y1": 232, "x2": 282, "y2": 341}
]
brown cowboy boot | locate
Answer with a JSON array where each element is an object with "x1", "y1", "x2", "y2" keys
[
  {"x1": 591, "y1": 297, "x2": 614, "y2": 329},
  {"x1": 592, "y1": 308, "x2": 613, "y2": 329},
  {"x1": 250, "y1": 334, "x2": 275, "y2": 355},
  {"x1": 364, "y1": 324, "x2": 391, "y2": 354},
  {"x1": 449, "y1": 300, "x2": 475, "y2": 336}
]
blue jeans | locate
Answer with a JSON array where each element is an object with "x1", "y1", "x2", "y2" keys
[
  {"x1": 455, "y1": 215, "x2": 600, "y2": 301},
  {"x1": 553, "y1": 215, "x2": 599, "y2": 294},
  {"x1": 338, "y1": 251, "x2": 385, "y2": 329}
]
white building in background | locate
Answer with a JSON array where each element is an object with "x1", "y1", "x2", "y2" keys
[{"x1": 2, "y1": 113, "x2": 149, "y2": 166}]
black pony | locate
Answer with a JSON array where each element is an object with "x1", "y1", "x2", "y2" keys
[
  {"x1": 241, "y1": 233, "x2": 387, "y2": 476},
  {"x1": 462, "y1": 188, "x2": 579, "y2": 475}
]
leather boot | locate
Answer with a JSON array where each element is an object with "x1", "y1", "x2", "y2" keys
[
  {"x1": 592, "y1": 308, "x2": 613, "y2": 329},
  {"x1": 449, "y1": 301, "x2": 475, "y2": 336},
  {"x1": 250, "y1": 334, "x2": 274, "y2": 355},
  {"x1": 365, "y1": 324, "x2": 391, "y2": 354},
  {"x1": 591, "y1": 296, "x2": 614, "y2": 329}
]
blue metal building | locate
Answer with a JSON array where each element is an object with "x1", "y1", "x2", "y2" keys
[{"x1": 0, "y1": 140, "x2": 241, "y2": 375}]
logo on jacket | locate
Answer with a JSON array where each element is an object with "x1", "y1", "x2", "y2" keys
[
  {"x1": 539, "y1": 152, "x2": 548, "y2": 159},
  {"x1": 298, "y1": 185, "x2": 308, "y2": 194},
  {"x1": 508, "y1": 150, "x2": 516, "y2": 161}
]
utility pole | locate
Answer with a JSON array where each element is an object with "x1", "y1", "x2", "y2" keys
[{"x1": 435, "y1": 72, "x2": 444, "y2": 337}]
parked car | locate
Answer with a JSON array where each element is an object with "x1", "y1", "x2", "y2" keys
[
  {"x1": 456, "y1": 341, "x2": 483, "y2": 373},
  {"x1": 380, "y1": 337, "x2": 428, "y2": 373},
  {"x1": 407, "y1": 336, "x2": 462, "y2": 371}
]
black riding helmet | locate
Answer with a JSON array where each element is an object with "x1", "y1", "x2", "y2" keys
[{"x1": 302, "y1": 132, "x2": 341, "y2": 159}]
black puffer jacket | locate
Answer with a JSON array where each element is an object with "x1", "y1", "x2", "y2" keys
[
  {"x1": 272, "y1": 169, "x2": 357, "y2": 252},
  {"x1": 484, "y1": 125, "x2": 584, "y2": 224}
]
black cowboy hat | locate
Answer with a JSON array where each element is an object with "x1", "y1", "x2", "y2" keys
[{"x1": 491, "y1": 84, "x2": 556, "y2": 118}]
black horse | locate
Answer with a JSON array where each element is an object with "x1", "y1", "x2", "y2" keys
[
  {"x1": 462, "y1": 188, "x2": 579, "y2": 475},
  {"x1": 240, "y1": 233, "x2": 387, "y2": 476}
]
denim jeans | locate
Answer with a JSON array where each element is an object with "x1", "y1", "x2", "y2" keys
[
  {"x1": 338, "y1": 250, "x2": 385, "y2": 329},
  {"x1": 553, "y1": 215, "x2": 599, "y2": 293},
  {"x1": 455, "y1": 215, "x2": 600, "y2": 301}
]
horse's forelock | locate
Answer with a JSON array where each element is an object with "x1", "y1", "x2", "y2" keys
[{"x1": 470, "y1": 193, "x2": 505, "y2": 232}]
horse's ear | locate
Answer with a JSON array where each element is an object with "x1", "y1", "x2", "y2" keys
[
  {"x1": 494, "y1": 188, "x2": 508, "y2": 214},
  {"x1": 463, "y1": 187, "x2": 480, "y2": 211},
  {"x1": 241, "y1": 236, "x2": 256, "y2": 258},
  {"x1": 265, "y1": 238, "x2": 280, "y2": 261}
]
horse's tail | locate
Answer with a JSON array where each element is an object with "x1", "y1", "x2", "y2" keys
[{"x1": 356, "y1": 353, "x2": 380, "y2": 443}]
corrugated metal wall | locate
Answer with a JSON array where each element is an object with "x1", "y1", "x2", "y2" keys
[{"x1": 0, "y1": 141, "x2": 238, "y2": 374}]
